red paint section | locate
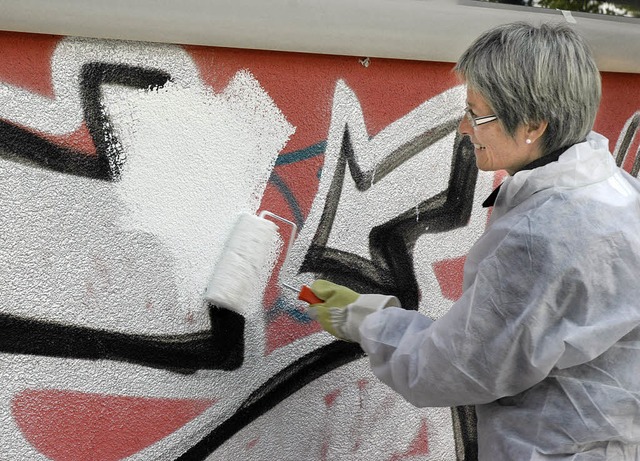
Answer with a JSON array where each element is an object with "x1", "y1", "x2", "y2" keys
[
  {"x1": 596, "y1": 72, "x2": 640, "y2": 150},
  {"x1": 320, "y1": 439, "x2": 330, "y2": 461},
  {"x1": 486, "y1": 170, "x2": 508, "y2": 224},
  {"x1": 267, "y1": 157, "x2": 325, "y2": 220},
  {"x1": 595, "y1": 72, "x2": 640, "y2": 176},
  {"x1": 46, "y1": 122, "x2": 98, "y2": 156},
  {"x1": 433, "y1": 256, "x2": 466, "y2": 301},
  {"x1": 6, "y1": 120, "x2": 97, "y2": 157},
  {"x1": 389, "y1": 419, "x2": 430, "y2": 460},
  {"x1": 0, "y1": 32, "x2": 97, "y2": 156},
  {"x1": 324, "y1": 389, "x2": 341, "y2": 408},
  {"x1": 0, "y1": 31, "x2": 59, "y2": 97},
  {"x1": 246, "y1": 437, "x2": 260, "y2": 450},
  {"x1": 492, "y1": 170, "x2": 508, "y2": 190},
  {"x1": 266, "y1": 313, "x2": 321, "y2": 355},
  {"x1": 12, "y1": 389, "x2": 215, "y2": 461}
]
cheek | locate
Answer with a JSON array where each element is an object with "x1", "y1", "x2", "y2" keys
[
  {"x1": 473, "y1": 135, "x2": 512, "y2": 170},
  {"x1": 481, "y1": 135, "x2": 510, "y2": 156},
  {"x1": 475, "y1": 129, "x2": 493, "y2": 144}
]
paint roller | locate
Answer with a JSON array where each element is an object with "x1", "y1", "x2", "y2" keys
[{"x1": 204, "y1": 210, "x2": 321, "y2": 313}]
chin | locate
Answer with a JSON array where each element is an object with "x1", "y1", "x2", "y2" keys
[{"x1": 475, "y1": 160, "x2": 493, "y2": 172}]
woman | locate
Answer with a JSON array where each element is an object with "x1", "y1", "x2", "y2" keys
[{"x1": 308, "y1": 22, "x2": 640, "y2": 460}]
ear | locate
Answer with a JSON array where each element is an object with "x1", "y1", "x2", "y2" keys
[{"x1": 524, "y1": 120, "x2": 548, "y2": 144}]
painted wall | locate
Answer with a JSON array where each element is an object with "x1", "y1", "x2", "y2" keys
[{"x1": 0, "y1": 30, "x2": 639, "y2": 461}]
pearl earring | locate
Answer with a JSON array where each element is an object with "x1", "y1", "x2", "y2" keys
[{"x1": 525, "y1": 139, "x2": 532, "y2": 144}]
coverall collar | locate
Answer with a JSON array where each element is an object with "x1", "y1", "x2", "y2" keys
[{"x1": 482, "y1": 145, "x2": 571, "y2": 208}]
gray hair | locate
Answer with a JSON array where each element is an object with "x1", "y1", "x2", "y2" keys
[{"x1": 454, "y1": 22, "x2": 601, "y2": 155}]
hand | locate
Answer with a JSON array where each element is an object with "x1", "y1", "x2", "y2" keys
[{"x1": 307, "y1": 280, "x2": 360, "y2": 340}]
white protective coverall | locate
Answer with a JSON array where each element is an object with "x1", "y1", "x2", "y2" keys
[{"x1": 351, "y1": 132, "x2": 640, "y2": 460}]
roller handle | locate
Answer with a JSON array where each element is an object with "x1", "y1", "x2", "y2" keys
[{"x1": 298, "y1": 285, "x2": 323, "y2": 304}]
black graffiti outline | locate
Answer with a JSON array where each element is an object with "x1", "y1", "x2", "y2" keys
[
  {"x1": 175, "y1": 340, "x2": 363, "y2": 460},
  {"x1": 0, "y1": 306, "x2": 243, "y2": 373},
  {"x1": 614, "y1": 111, "x2": 640, "y2": 174},
  {"x1": 301, "y1": 122, "x2": 477, "y2": 307}
]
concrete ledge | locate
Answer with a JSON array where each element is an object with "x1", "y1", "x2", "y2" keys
[{"x1": 0, "y1": 0, "x2": 638, "y2": 73}]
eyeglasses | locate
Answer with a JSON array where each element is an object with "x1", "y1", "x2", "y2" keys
[{"x1": 464, "y1": 108, "x2": 498, "y2": 128}]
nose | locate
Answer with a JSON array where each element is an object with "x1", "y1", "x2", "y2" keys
[{"x1": 458, "y1": 113, "x2": 472, "y2": 137}]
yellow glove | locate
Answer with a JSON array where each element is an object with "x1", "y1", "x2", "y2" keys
[{"x1": 307, "y1": 280, "x2": 360, "y2": 340}]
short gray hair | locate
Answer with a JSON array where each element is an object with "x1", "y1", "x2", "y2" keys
[{"x1": 454, "y1": 22, "x2": 601, "y2": 155}]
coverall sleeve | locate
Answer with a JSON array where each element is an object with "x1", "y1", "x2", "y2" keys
[{"x1": 358, "y1": 223, "x2": 640, "y2": 408}]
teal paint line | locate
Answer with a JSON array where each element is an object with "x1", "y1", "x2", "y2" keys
[
  {"x1": 267, "y1": 295, "x2": 313, "y2": 324},
  {"x1": 268, "y1": 171, "x2": 305, "y2": 228},
  {"x1": 275, "y1": 141, "x2": 326, "y2": 167},
  {"x1": 269, "y1": 141, "x2": 327, "y2": 227}
]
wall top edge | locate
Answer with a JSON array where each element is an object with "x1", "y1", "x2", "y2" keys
[{"x1": 0, "y1": 0, "x2": 638, "y2": 73}]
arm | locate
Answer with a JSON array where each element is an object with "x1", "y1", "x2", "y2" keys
[{"x1": 360, "y1": 227, "x2": 640, "y2": 408}]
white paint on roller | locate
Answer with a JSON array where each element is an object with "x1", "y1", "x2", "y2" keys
[{"x1": 204, "y1": 213, "x2": 279, "y2": 313}]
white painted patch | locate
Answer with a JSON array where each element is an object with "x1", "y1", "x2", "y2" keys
[{"x1": 106, "y1": 71, "x2": 294, "y2": 328}]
